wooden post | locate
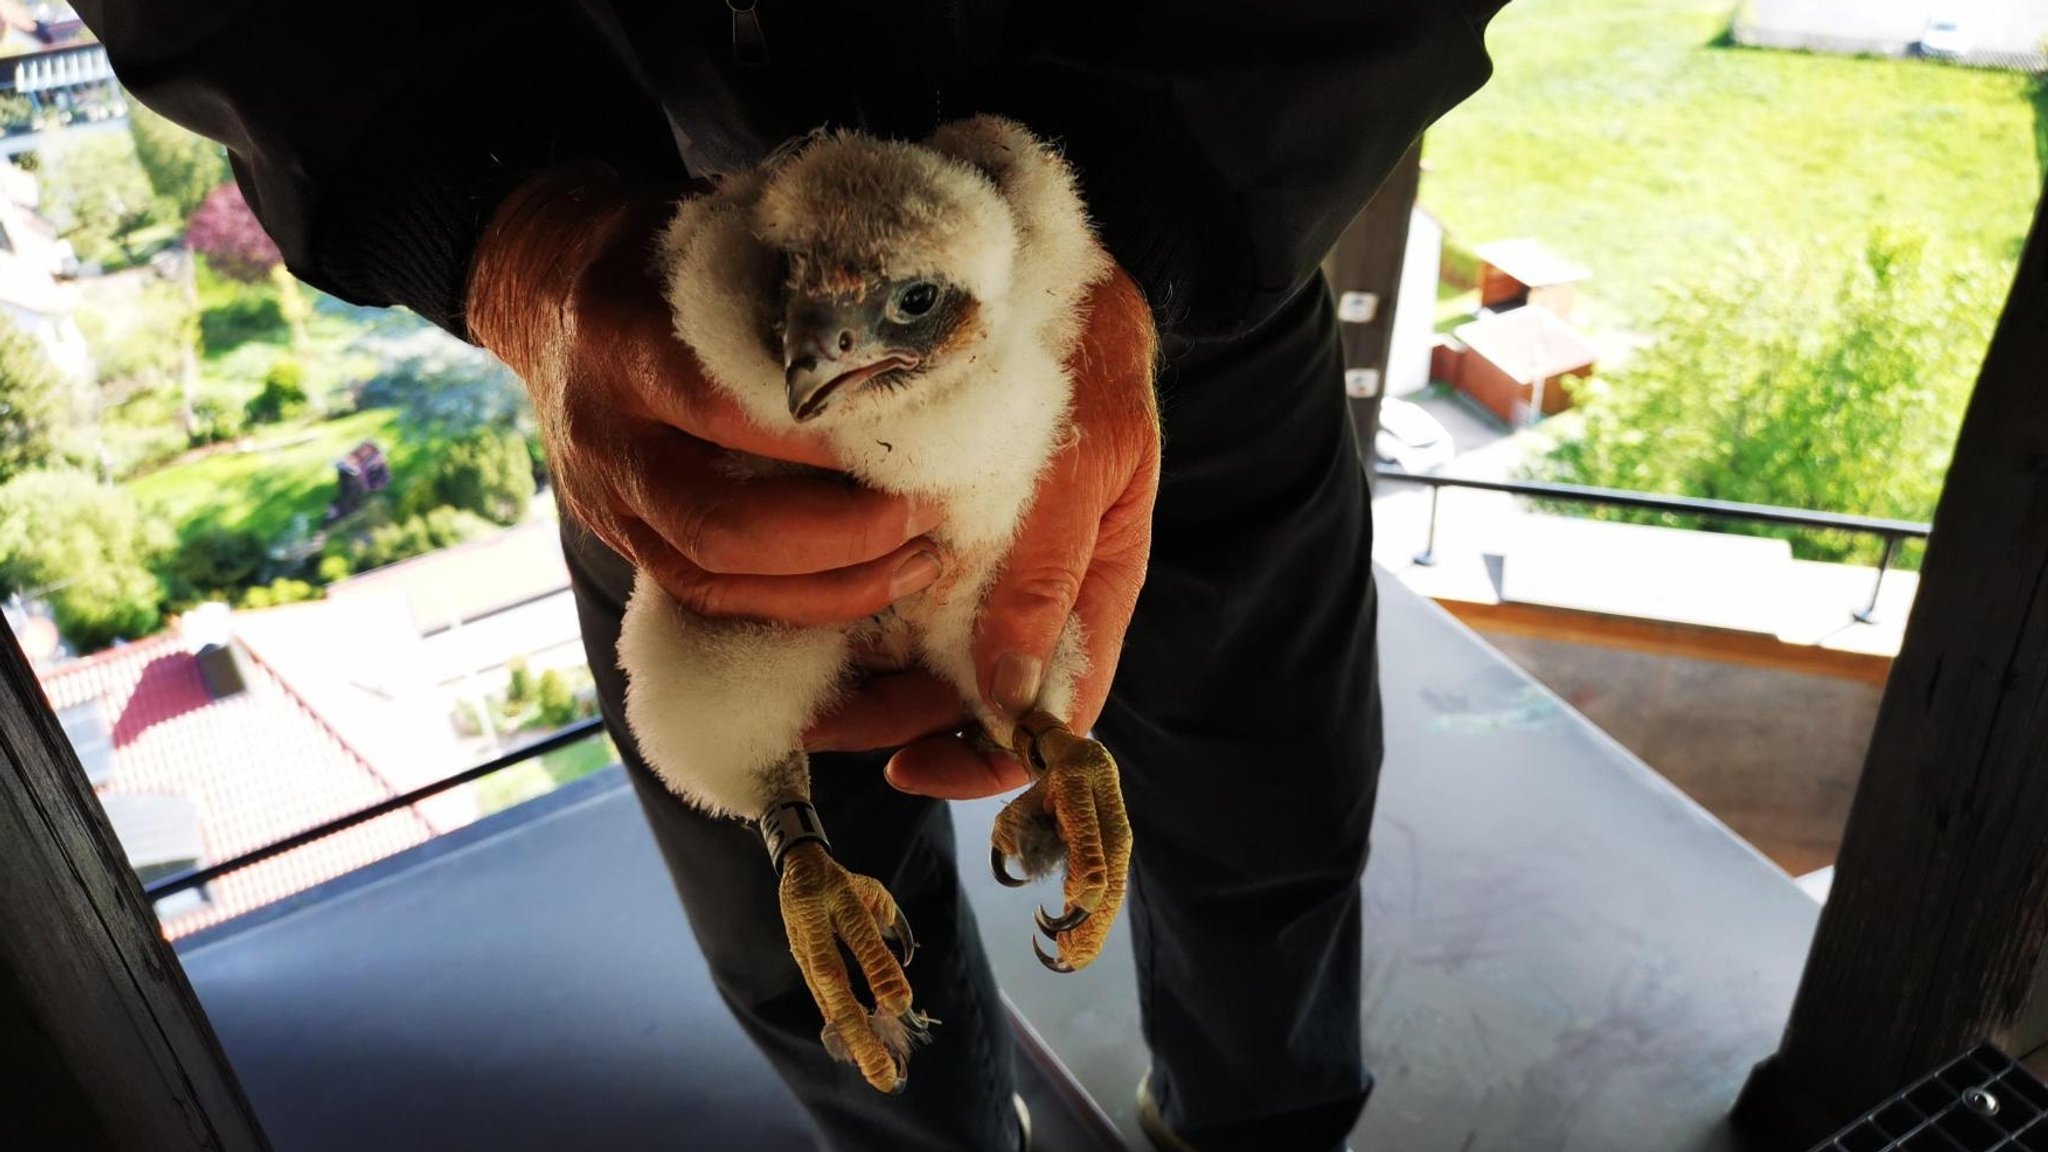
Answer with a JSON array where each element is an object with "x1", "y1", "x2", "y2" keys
[
  {"x1": 0, "y1": 626, "x2": 270, "y2": 1150},
  {"x1": 1324, "y1": 139, "x2": 1423, "y2": 481},
  {"x1": 1732, "y1": 176, "x2": 2048, "y2": 1147}
]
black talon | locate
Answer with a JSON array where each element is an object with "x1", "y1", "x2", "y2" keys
[
  {"x1": 885, "y1": 909, "x2": 917, "y2": 968},
  {"x1": 992, "y1": 846, "x2": 1029, "y2": 887},
  {"x1": 1031, "y1": 935, "x2": 1075, "y2": 974},
  {"x1": 1035, "y1": 904, "x2": 1089, "y2": 937}
]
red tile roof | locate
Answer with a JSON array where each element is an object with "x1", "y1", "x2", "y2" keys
[{"x1": 37, "y1": 632, "x2": 436, "y2": 939}]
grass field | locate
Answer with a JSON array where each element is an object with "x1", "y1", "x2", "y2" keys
[
  {"x1": 476, "y1": 735, "x2": 618, "y2": 816},
  {"x1": 124, "y1": 408, "x2": 410, "y2": 540},
  {"x1": 1421, "y1": 0, "x2": 2043, "y2": 329}
]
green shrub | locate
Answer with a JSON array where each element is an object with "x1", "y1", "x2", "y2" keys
[
  {"x1": 237, "y1": 577, "x2": 317, "y2": 610},
  {"x1": 40, "y1": 130, "x2": 156, "y2": 266},
  {"x1": 244, "y1": 358, "x2": 310, "y2": 425},
  {"x1": 187, "y1": 396, "x2": 246, "y2": 446},
  {"x1": 353, "y1": 506, "x2": 494, "y2": 571},
  {"x1": 197, "y1": 267, "x2": 285, "y2": 353},
  {"x1": 0, "y1": 470, "x2": 167, "y2": 650},
  {"x1": 163, "y1": 523, "x2": 268, "y2": 606},
  {"x1": 316, "y1": 553, "x2": 353, "y2": 584},
  {"x1": 402, "y1": 428, "x2": 534, "y2": 526},
  {"x1": 1540, "y1": 230, "x2": 1996, "y2": 565},
  {"x1": 535, "y1": 668, "x2": 583, "y2": 729},
  {"x1": 0, "y1": 92, "x2": 32, "y2": 133},
  {"x1": 505, "y1": 658, "x2": 533, "y2": 706},
  {"x1": 0, "y1": 316, "x2": 73, "y2": 484},
  {"x1": 128, "y1": 100, "x2": 228, "y2": 224}
]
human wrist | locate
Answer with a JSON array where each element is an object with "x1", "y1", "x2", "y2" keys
[{"x1": 465, "y1": 162, "x2": 663, "y2": 391}]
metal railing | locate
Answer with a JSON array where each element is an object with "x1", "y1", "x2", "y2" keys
[
  {"x1": 139, "y1": 473, "x2": 1929, "y2": 902},
  {"x1": 142, "y1": 717, "x2": 607, "y2": 901},
  {"x1": 1375, "y1": 468, "x2": 1932, "y2": 624}
]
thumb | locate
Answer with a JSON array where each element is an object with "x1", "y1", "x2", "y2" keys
[{"x1": 976, "y1": 465, "x2": 1102, "y2": 718}]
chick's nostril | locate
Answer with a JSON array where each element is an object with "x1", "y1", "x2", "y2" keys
[{"x1": 837, "y1": 330, "x2": 855, "y2": 354}]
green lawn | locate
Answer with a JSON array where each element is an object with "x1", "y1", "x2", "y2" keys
[
  {"x1": 1422, "y1": 0, "x2": 2043, "y2": 330},
  {"x1": 124, "y1": 408, "x2": 409, "y2": 540},
  {"x1": 476, "y1": 734, "x2": 618, "y2": 816}
]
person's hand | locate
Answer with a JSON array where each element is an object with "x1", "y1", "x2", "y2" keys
[
  {"x1": 467, "y1": 164, "x2": 947, "y2": 629},
  {"x1": 807, "y1": 268, "x2": 1161, "y2": 796}
]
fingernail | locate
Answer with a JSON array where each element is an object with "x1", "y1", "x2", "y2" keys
[
  {"x1": 993, "y1": 652, "x2": 1043, "y2": 714},
  {"x1": 889, "y1": 551, "x2": 942, "y2": 600}
]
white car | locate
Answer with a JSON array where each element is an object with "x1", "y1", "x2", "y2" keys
[
  {"x1": 1918, "y1": 15, "x2": 1972, "y2": 57},
  {"x1": 1374, "y1": 396, "x2": 1456, "y2": 473}
]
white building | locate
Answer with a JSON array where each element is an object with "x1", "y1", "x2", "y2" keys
[{"x1": 0, "y1": 158, "x2": 89, "y2": 378}]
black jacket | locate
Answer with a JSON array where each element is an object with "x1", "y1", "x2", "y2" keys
[{"x1": 74, "y1": 1, "x2": 1502, "y2": 342}]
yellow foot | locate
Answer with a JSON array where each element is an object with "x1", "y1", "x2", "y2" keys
[
  {"x1": 779, "y1": 842, "x2": 931, "y2": 1093},
  {"x1": 989, "y1": 712, "x2": 1132, "y2": 974}
]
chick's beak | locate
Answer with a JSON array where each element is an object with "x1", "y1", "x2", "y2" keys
[{"x1": 783, "y1": 298, "x2": 917, "y2": 423}]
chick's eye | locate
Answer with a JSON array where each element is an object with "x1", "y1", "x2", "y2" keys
[{"x1": 892, "y1": 281, "x2": 940, "y2": 321}]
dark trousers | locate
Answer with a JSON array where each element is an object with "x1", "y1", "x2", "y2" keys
[{"x1": 566, "y1": 279, "x2": 1382, "y2": 1152}]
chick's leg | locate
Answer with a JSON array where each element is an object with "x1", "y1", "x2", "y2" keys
[
  {"x1": 763, "y1": 791, "x2": 931, "y2": 1093},
  {"x1": 990, "y1": 711, "x2": 1132, "y2": 973}
]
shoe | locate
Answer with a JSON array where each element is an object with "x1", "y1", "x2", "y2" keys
[
  {"x1": 1136, "y1": 1070, "x2": 1201, "y2": 1152},
  {"x1": 1014, "y1": 1092, "x2": 1032, "y2": 1152}
]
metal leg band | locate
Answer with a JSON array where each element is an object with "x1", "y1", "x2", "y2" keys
[{"x1": 759, "y1": 799, "x2": 830, "y2": 874}]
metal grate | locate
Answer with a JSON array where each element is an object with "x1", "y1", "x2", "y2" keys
[{"x1": 1815, "y1": 1045, "x2": 2048, "y2": 1152}]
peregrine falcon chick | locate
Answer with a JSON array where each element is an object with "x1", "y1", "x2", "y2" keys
[{"x1": 617, "y1": 116, "x2": 1137, "y2": 1094}]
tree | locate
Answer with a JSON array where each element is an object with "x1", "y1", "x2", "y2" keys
[
  {"x1": 80, "y1": 279, "x2": 200, "y2": 442},
  {"x1": 1541, "y1": 230, "x2": 2001, "y2": 564},
  {"x1": 359, "y1": 336, "x2": 531, "y2": 439},
  {"x1": 161, "y1": 522, "x2": 268, "y2": 608},
  {"x1": 244, "y1": 358, "x2": 310, "y2": 425},
  {"x1": 39, "y1": 130, "x2": 157, "y2": 264},
  {"x1": 185, "y1": 182, "x2": 281, "y2": 281},
  {"x1": 0, "y1": 470, "x2": 168, "y2": 650},
  {"x1": 127, "y1": 100, "x2": 228, "y2": 223},
  {"x1": 401, "y1": 427, "x2": 535, "y2": 526},
  {"x1": 0, "y1": 316, "x2": 73, "y2": 484},
  {"x1": 346, "y1": 506, "x2": 495, "y2": 571}
]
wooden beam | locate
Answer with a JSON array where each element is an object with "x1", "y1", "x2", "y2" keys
[
  {"x1": 1323, "y1": 139, "x2": 1423, "y2": 476},
  {"x1": 0, "y1": 626, "x2": 270, "y2": 1151},
  {"x1": 1437, "y1": 598, "x2": 1894, "y2": 686},
  {"x1": 1732, "y1": 176, "x2": 2048, "y2": 1147}
]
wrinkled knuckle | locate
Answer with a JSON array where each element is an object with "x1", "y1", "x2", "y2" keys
[
  {"x1": 1004, "y1": 565, "x2": 1085, "y2": 615},
  {"x1": 667, "y1": 570, "x2": 726, "y2": 618},
  {"x1": 673, "y1": 492, "x2": 738, "y2": 571}
]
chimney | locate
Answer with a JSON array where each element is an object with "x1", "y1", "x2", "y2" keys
[{"x1": 181, "y1": 602, "x2": 247, "y2": 700}]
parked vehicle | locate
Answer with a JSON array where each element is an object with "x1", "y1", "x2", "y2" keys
[
  {"x1": 1917, "y1": 14, "x2": 1972, "y2": 57},
  {"x1": 1374, "y1": 396, "x2": 1456, "y2": 473}
]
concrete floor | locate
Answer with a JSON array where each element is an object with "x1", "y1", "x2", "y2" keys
[{"x1": 1370, "y1": 388, "x2": 1908, "y2": 877}]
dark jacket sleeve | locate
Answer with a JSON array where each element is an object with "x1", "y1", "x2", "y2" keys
[
  {"x1": 72, "y1": 1, "x2": 680, "y2": 336},
  {"x1": 997, "y1": 1, "x2": 1505, "y2": 342}
]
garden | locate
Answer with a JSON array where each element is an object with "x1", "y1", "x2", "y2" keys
[
  {"x1": 0, "y1": 102, "x2": 543, "y2": 652},
  {"x1": 1420, "y1": 0, "x2": 2045, "y2": 565}
]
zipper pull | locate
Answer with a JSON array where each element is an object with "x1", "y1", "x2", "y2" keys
[{"x1": 729, "y1": 0, "x2": 770, "y2": 67}]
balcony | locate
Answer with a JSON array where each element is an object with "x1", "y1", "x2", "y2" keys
[{"x1": 167, "y1": 574, "x2": 1817, "y2": 1151}]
